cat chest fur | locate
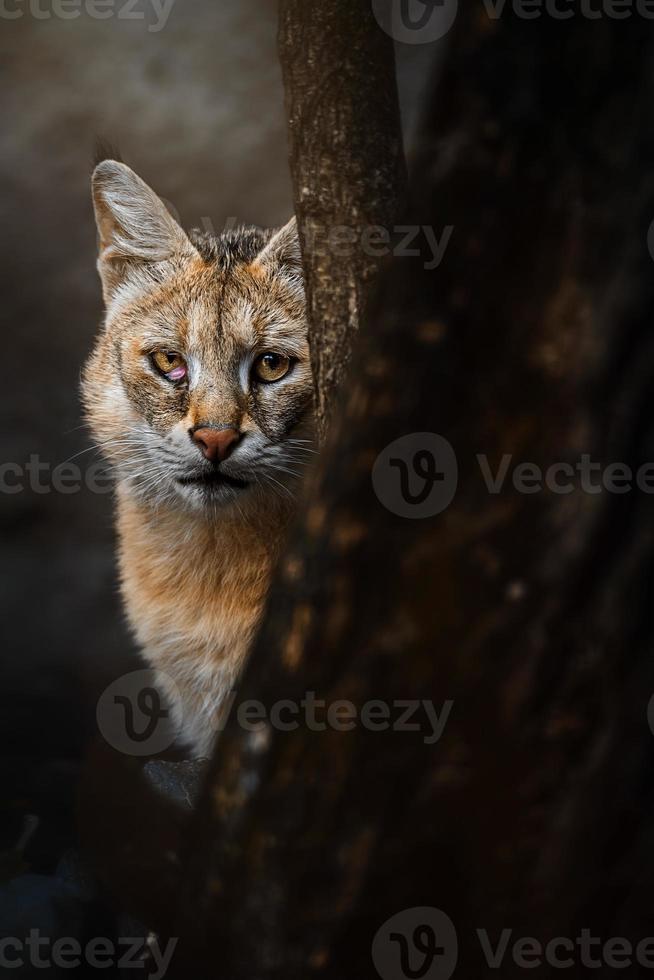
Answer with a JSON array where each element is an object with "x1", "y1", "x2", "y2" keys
[{"x1": 116, "y1": 491, "x2": 278, "y2": 750}]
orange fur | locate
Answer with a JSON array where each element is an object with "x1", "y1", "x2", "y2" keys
[
  {"x1": 83, "y1": 160, "x2": 314, "y2": 755},
  {"x1": 117, "y1": 487, "x2": 292, "y2": 754}
]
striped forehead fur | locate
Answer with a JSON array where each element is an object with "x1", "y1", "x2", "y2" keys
[
  {"x1": 189, "y1": 227, "x2": 273, "y2": 267},
  {"x1": 84, "y1": 159, "x2": 314, "y2": 503}
]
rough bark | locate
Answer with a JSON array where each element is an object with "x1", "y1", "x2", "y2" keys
[
  {"x1": 170, "y1": 10, "x2": 654, "y2": 979},
  {"x1": 69, "y1": 0, "x2": 405, "y2": 936},
  {"x1": 279, "y1": 0, "x2": 406, "y2": 441}
]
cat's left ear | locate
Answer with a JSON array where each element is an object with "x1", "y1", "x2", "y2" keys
[
  {"x1": 92, "y1": 160, "x2": 199, "y2": 304},
  {"x1": 255, "y1": 217, "x2": 304, "y2": 281}
]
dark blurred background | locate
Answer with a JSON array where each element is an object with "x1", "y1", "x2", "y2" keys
[
  {"x1": 0, "y1": 0, "x2": 437, "y2": 863},
  {"x1": 0, "y1": 0, "x2": 296, "y2": 752}
]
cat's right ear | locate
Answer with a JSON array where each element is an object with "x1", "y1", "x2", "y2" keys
[
  {"x1": 254, "y1": 217, "x2": 303, "y2": 279},
  {"x1": 92, "y1": 160, "x2": 198, "y2": 304}
]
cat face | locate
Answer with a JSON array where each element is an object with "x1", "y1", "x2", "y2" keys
[{"x1": 83, "y1": 161, "x2": 315, "y2": 513}]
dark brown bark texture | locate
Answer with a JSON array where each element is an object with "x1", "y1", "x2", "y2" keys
[
  {"x1": 171, "y1": 10, "x2": 654, "y2": 979},
  {"x1": 279, "y1": 0, "x2": 406, "y2": 439}
]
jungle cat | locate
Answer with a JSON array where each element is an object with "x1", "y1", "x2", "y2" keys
[{"x1": 83, "y1": 160, "x2": 314, "y2": 756}]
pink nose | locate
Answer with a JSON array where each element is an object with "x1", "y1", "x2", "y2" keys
[{"x1": 191, "y1": 427, "x2": 240, "y2": 463}]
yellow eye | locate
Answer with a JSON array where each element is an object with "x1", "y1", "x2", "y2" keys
[
  {"x1": 152, "y1": 351, "x2": 188, "y2": 382},
  {"x1": 253, "y1": 352, "x2": 292, "y2": 384}
]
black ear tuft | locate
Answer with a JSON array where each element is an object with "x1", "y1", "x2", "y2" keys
[{"x1": 92, "y1": 137, "x2": 123, "y2": 169}]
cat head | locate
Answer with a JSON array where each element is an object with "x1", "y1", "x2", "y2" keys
[{"x1": 83, "y1": 160, "x2": 315, "y2": 514}]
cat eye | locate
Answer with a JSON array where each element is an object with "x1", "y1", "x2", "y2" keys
[
  {"x1": 151, "y1": 350, "x2": 188, "y2": 382},
  {"x1": 253, "y1": 352, "x2": 292, "y2": 384}
]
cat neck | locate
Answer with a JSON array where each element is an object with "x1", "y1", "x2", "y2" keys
[{"x1": 116, "y1": 481, "x2": 295, "y2": 570}]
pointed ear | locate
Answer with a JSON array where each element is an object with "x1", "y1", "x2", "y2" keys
[
  {"x1": 92, "y1": 160, "x2": 198, "y2": 302},
  {"x1": 255, "y1": 216, "x2": 304, "y2": 281}
]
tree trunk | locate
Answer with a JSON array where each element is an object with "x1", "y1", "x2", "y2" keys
[
  {"x1": 171, "y1": 10, "x2": 654, "y2": 978},
  {"x1": 279, "y1": 0, "x2": 406, "y2": 440}
]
